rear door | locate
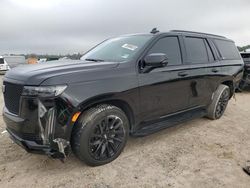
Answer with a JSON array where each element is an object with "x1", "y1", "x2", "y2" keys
[{"x1": 182, "y1": 36, "x2": 216, "y2": 108}]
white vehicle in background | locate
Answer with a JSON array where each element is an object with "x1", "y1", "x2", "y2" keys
[
  {"x1": 3, "y1": 55, "x2": 26, "y2": 68},
  {"x1": 59, "y1": 57, "x2": 70, "y2": 60},
  {"x1": 37, "y1": 58, "x2": 47, "y2": 63},
  {"x1": 0, "y1": 56, "x2": 10, "y2": 73}
]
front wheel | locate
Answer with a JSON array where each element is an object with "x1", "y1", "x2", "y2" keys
[
  {"x1": 71, "y1": 104, "x2": 129, "y2": 166},
  {"x1": 206, "y1": 84, "x2": 230, "y2": 120}
]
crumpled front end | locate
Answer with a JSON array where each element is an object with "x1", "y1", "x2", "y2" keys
[
  {"x1": 3, "y1": 81, "x2": 75, "y2": 159},
  {"x1": 37, "y1": 99, "x2": 70, "y2": 158}
]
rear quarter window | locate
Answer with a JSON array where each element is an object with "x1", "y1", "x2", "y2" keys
[{"x1": 214, "y1": 39, "x2": 240, "y2": 60}]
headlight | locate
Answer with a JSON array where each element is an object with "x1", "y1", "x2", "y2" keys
[{"x1": 22, "y1": 85, "x2": 67, "y2": 97}]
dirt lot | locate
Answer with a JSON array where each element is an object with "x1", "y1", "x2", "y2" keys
[{"x1": 0, "y1": 78, "x2": 250, "y2": 188}]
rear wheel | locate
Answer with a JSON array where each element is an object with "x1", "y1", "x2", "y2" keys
[
  {"x1": 236, "y1": 80, "x2": 246, "y2": 92},
  {"x1": 71, "y1": 104, "x2": 129, "y2": 166},
  {"x1": 206, "y1": 84, "x2": 230, "y2": 120}
]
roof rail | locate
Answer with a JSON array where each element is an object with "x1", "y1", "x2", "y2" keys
[{"x1": 170, "y1": 30, "x2": 226, "y2": 38}]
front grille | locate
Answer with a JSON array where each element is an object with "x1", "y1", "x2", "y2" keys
[{"x1": 3, "y1": 82, "x2": 23, "y2": 114}]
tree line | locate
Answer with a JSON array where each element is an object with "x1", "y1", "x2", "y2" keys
[{"x1": 238, "y1": 45, "x2": 250, "y2": 52}]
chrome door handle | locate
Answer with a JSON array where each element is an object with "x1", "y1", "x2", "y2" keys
[
  {"x1": 178, "y1": 71, "x2": 188, "y2": 77},
  {"x1": 212, "y1": 68, "x2": 219, "y2": 73}
]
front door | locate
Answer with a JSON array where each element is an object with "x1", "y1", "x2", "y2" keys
[{"x1": 138, "y1": 36, "x2": 190, "y2": 122}]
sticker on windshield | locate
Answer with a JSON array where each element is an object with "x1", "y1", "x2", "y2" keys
[
  {"x1": 121, "y1": 54, "x2": 130, "y2": 59},
  {"x1": 122, "y1": 44, "x2": 138, "y2": 51}
]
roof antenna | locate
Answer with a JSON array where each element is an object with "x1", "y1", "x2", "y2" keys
[{"x1": 150, "y1": 28, "x2": 159, "y2": 34}]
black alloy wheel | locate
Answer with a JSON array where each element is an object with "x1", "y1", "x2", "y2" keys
[
  {"x1": 206, "y1": 84, "x2": 230, "y2": 120},
  {"x1": 215, "y1": 88, "x2": 230, "y2": 119},
  {"x1": 89, "y1": 115, "x2": 125, "y2": 161},
  {"x1": 72, "y1": 104, "x2": 129, "y2": 166}
]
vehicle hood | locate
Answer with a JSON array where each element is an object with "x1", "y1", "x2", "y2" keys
[{"x1": 4, "y1": 60, "x2": 119, "y2": 85}]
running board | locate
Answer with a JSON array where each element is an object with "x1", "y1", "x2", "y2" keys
[{"x1": 133, "y1": 108, "x2": 206, "y2": 136}]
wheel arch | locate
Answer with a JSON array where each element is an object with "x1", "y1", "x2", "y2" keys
[
  {"x1": 221, "y1": 80, "x2": 234, "y2": 98},
  {"x1": 80, "y1": 99, "x2": 136, "y2": 130},
  {"x1": 68, "y1": 95, "x2": 136, "y2": 141}
]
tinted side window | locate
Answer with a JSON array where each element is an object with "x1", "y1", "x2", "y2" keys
[
  {"x1": 214, "y1": 39, "x2": 240, "y2": 60},
  {"x1": 241, "y1": 53, "x2": 250, "y2": 63},
  {"x1": 204, "y1": 40, "x2": 214, "y2": 62},
  {"x1": 148, "y1": 37, "x2": 182, "y2": 65},
  {"x1": 185, "y1": 37, "x2": 209, "y2": 64},
  {"x1": 241, "y1": 53, "x2": 250, "y2": 59},
  {"x1": 0, "y1": 58, "x2": 4, "y2": 64}
]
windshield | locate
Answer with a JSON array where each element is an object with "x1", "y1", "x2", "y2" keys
[{"x1": 81, "y1": 35, "x2": 152, "y2": 62}]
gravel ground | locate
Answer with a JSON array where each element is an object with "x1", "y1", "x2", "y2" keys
[{"x1": 0, "y1": 77, "x2": 250, "y2": 188}]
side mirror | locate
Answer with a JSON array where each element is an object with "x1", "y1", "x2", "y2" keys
[{"x1": 144, "y1": 53, "x2": 168, "y2": 68}]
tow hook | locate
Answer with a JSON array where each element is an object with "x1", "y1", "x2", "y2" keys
[{"x1": 53, "y1": 138, "x2": 69, "y2": 159}]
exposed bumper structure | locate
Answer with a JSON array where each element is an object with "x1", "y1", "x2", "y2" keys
[
  {"x1": 7, "y1": 127, "x2": 66, "y2": 158},
  {"x1": 3, "y1": 96, "x2": 73, "y2": 159}
]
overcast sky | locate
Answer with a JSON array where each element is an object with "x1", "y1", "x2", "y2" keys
[{"x1": 1, "y1": 0, "x2": 250, "y2": 54}]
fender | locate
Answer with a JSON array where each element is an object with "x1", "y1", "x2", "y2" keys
[{"x1": 63, "y1": 92, "x2": 139, "y2": 142}]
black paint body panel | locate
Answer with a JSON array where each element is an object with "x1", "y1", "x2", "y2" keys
[{"x1": 2, "y1": 32, "x2": 244, "y2": 157}]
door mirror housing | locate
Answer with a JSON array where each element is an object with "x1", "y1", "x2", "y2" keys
[{"x1": 144, "y1": 53, "x2": 168, "y2": 68}]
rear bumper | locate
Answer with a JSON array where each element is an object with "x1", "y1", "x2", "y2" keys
[
  {"x1": 242, "y1": 66, "x2": 250, "y2": 85},
  {"x1": 243, "y1": 74, "x2": 250, "y2": 85}
]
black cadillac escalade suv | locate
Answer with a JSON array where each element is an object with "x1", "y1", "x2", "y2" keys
[{"x1": 3, "y1": 30, "x2": 244, "y2": 166}]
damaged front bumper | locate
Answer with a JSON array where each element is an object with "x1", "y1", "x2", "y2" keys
[
  {"x1": 3, "y1": 96, "x2": 74, "y2": 159},
  {"x1": 37, "y1": 100, "x2": 69, "y2": 158},
  {"x1": 7, "y1": 127, "x2": 54, "y2": 156}
]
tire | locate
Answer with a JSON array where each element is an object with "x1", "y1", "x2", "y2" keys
[
  {"x1": 236, "y1": 80, "x2": 246, "y2": 92},
  {"x1": 206, "y1": 84, "x2": 230, "y2": 120},
  {"x1": 71, "y1": 104, "x2": 129, "y2": 166}
]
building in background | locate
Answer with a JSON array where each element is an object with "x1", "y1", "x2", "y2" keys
[{"x1": 3, "y1": 55, "x2": 26, "y2": 68}]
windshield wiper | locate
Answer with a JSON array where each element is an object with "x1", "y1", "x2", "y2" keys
[{"x1": 85, "y1": 58, "x2": 105, "y2": 62}]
